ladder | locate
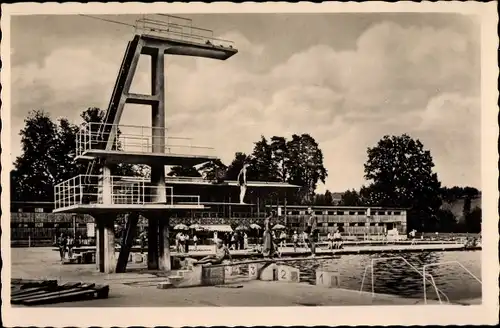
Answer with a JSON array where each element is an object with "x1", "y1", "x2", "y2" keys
[{"x1": 84, "y1": 35, "x2": 141, "y2": 184}]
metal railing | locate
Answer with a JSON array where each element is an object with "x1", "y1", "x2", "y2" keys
[
  {"x1": 423, "y1": 261, "x2": 482, "y2": 304},
  {"x1": 54, "y1": 175, "x2": 201, "y2": 210},
  {"x1": 76, "y1": 122, "x2": 215, "y2": 158},
  {"x1": 134, "y1": 14, "x2": 235, "y2": 49},
  {"x1": 360, "y1": 256, "x2": 450, "y2": 304}
]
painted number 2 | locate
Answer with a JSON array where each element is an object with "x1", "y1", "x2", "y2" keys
[{"x1": 281, "y1": 270, "x2": 287, "y2": 279}]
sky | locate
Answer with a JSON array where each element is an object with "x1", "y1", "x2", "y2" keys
[{"x1": 9, "y1": 13, "x2": 481, "y2": 192}]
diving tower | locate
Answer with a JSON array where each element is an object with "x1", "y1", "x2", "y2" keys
[{"x1": 53, "y1": 15, "x2": 238, "y2": 274}]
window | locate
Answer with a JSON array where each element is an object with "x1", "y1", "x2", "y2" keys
[
  {"x1": 315, "y1": 211, "x2": 322, "y2": 215},
  {"x1": 35, "y1": 208, "x2": 44, "y2": 213},
  {"x1": 17, "y1": 208, "x2": 23, "y2": 213},
  {"x1": 394, "y1": 211, "x2": 401, "y2": 215},
  {"x1": 337, "y1": 211, "x2": 344, "y2": 215},
  {"x1": 327, "y1": 211, "x2": 335, "y2": 215},
  {"x1": 349, "y1": 211, "x2": 356, "y2": 215}
]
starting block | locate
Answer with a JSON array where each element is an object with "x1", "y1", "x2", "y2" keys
[
  {"x1": 277, "y1": 265, "x2": 300, "y2": 283},
  {"x1": 316, "y1": 270, "x2": 340, "y2": 288},
  {"x1": 259, "y1": 263, "x2": 278, "y2": 281},
  {"x1": 134, "y1": 254, "x2": 143, "y2": 263},
  {"x1": 201, "y1": 265, "x2": 225, "y2": 286},
  {"x1": 248, "y1": 263, "x2": 264, "y2": 280},
  {"x1": 224, "y1": 265, "x2": 242, "y2": 277}
]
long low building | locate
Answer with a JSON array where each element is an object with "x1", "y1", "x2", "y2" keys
[{"x1": 266, "y1": 205, "x2": 408, "y2": 236}]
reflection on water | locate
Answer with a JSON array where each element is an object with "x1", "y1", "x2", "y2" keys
[{"x1": 235, "y1": 251, "x2": 481, "y2": 302}]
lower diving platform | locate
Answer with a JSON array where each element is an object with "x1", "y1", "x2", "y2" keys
[{"x1": 53, "y1": 174, "x2": 205, "y2": 214}]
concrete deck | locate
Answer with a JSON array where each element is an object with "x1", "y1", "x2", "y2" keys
[{"x1": 11, "y1": 247, "x2": 476, "y2": 307}]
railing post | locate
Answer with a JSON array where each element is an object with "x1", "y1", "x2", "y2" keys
[
  {"x1": 423, "y1": 267, "x2": 427, "y2": 304},
  {"x1": 371, "y1": 263, "x2": 374, "y2": 297},
  {"x1": 79, "y1": 175, "x2": 83, "y2": 204}
]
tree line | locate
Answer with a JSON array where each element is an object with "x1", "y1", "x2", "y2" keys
[{"x1": 11, "y1": 108, "x2": 481, "y2": 233}]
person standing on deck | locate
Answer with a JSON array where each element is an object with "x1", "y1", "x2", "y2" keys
[
  {"x1": 279, "y1": 230, "x2": 287, "y2": 248},
  {"x1": 239, "y1": 231, "x2": 245, "y2": 250},
  {"x1": 262, "y1": 211, "x2": 278, "y2": 258},
  {"x1": 243, "y1": 232, "x2": 248, "y2": 250},
  {"x1": 66, "y1": 234, "x2": 75, "y2": 259},
  {"x1": 327, "y1": 231, "x2": 333, "y2": 249},
  {"x1": 193, "y1": 234, "x2": 198, "y2": 251},
  {"x1": 179, "y1": 233, "x2": 186, "y2": 253},
  {"x1": 306, "y1": 208, "x2": 318, "y2": 257},
  {"x1": 57, "y1": 233, "x2": 67, "y2": 262},
  {"x1": 237, "y1": 164, "x2": 250, "y2": 204},
  {"x1": 292, "y1": 231, "x2": 299, "y2": 252},
  {"x1": 184, "y1": 233, "x2": 190, "y2": 253}
]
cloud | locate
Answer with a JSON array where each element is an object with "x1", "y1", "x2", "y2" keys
[{"x1": 10, "y1": 19, "x2": 480, "y2": 191}]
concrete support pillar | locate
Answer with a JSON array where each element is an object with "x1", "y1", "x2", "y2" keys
[
  {"x1": 95, "y1": 219, "x2": 105, "y2": 272},
  {"x1": 147, "y1": 48, "x2": 167, "y2": 271},
  {"x1": 101, "y1": 165, "x2": 112, "y2": 205},
  {"x1": 158, "y1": 214, "x2": 171, "y2": 271},
  {"x1": 148, "y1": 217, "x2": 159, "y2": 270},
  {"x1": 103, "y1": 218, "x2": 116, "y2": 273}
]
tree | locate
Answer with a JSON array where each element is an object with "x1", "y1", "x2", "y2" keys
[
  {"x1": 363, "y1": 134, "x2": 442, "y2": 231},
  {"x1": 324, "y1": 190, "x2": 333, "y2": 205},
  {"x1": 249, "y1": 136, "x2": 279, "y2": 181},
  {"x1": 198, "y1": 159, "x2": 227, "y2": 182},
  {"x1": 270, "y1": 136, "x2": 289, "y2": 182},
  {"x1": 435, "y1": 208, "x2": 458, "y2": 232},
  {"x1": 465, "y1": 207, "x2": 482, "y2": 233},
  {"x1": 11, "y1": 108, "x2": 145, "y2": 203},
  {"x1": 286, "y1": 134, "x2": 327, "y2": 203},
  {"x1": 167, "y1": 166, "x2": 202, "y2": 177},
  {"x1": 462, "y1": 196, "x2": 472, "y2": 222},
  {"x1": 11, "y1": 110, "x2": 63, "y2": 202},
  {"x1": 340, "y1": 189, "x2": 363, "y2": 206}
]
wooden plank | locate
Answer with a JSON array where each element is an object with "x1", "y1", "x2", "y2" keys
[
  {"x1": 22, "y1": 289, "x2": 96, "y2": 306},
  {"x1": 22, "y1": 284, "x2": 109, "y2": 306},
  {"x1": 11, "y1": 283, "x2": 88, "y2": 303}
]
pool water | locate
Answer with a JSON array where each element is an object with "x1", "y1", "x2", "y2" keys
[{"x1": 235, "y1": 251, "x2": 482, "y2": 302}]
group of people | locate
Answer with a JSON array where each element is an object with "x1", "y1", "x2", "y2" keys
[
  {"x1": 175, "y1": 232, "x2": 198, "y2": 253},
  {"x1": 218, "y1": 231, "x2": 248, "y2": 250},
  {"x1": 56, "y1": 232, "x2": 77, "y2": 262}
]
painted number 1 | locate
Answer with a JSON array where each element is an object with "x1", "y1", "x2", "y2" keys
[{"x1": 319, "y1": 273, "x2": 323, "y2": 284}]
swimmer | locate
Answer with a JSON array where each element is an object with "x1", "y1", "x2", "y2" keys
[
  {"x1": 237, "y1": 164, "x2": 250, "y2": 204},
  {"x1": 194, "y1": 239, "x2": 232, "y2": 266}
]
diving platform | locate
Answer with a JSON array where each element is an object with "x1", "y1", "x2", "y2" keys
[
  {"x1": 164, "y1": 176, "x2": 301, "y2": 189},
  {"x1": 53, "y1": 175, "x2": 205, "y2": 213},
  {"x1": 76, "y1": 123, "x2": 216, "y2": 166}
]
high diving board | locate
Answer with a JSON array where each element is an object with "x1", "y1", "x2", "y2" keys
[
  {"x1": 140, "y1": 34, "x2": 238, "y2": 60},
  {"x1": 164, "y1": 177, "x2": 300, "y2": 189}
]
